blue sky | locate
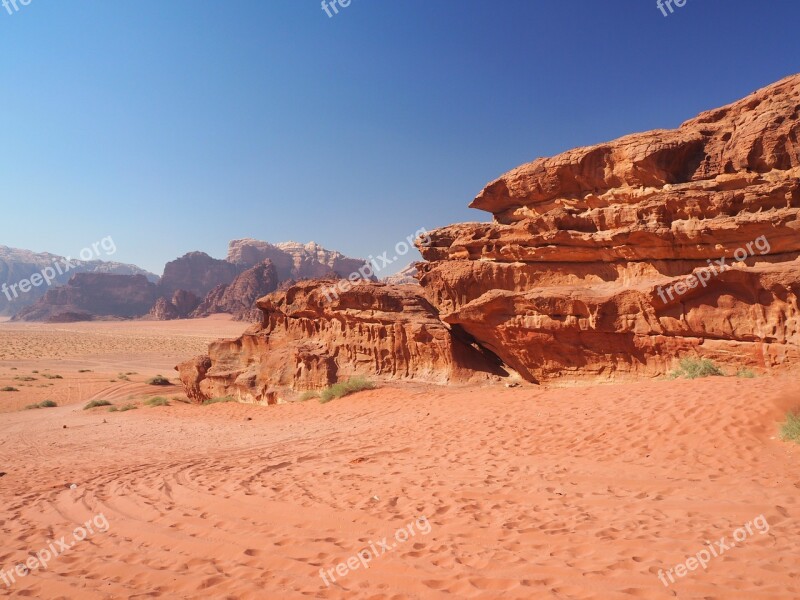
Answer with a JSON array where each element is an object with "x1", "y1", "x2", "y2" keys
[{"x1": 1, "y1": 0, "x2": 798, "y2": 275}]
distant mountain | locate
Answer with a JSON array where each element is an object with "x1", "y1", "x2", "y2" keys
[
  {"x1": 13, "y1": 239, "x2": 372, "y2": 322},
  {"x1": 227, "y1": 239, "x2": 369, "y2": 282},
  {"x1": 382, "y1": 263, "x2": 419, "y2": 286},
  {"x1": 12, "y1": 273, "x2": 159, "y2": 322},
  {"x1": 151, "y1": 240, "x2": 372, "y2": 321},
  {"x1": 0, "y1": 245, "x2": 157, "y2": 317}
]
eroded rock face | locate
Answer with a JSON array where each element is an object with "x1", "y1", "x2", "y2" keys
[
  {"x1": 13, "y1": 273, "x2": 160, "y2": 322},
  {"x1": 191, "y1": 260, "x2": 279, "y2": 322},
  {"x1": 227, "y1": 239, "x2": 369, "y2": 282},
  {"x1": 417, "y1": 74, "x2": 800, "y2": 382},
  {"x1": 0, "y1": 245, "x2": 156, "y2": 317},
  {"x1": 382, "y1": 263, "x2": 420, "y2": 286},
  {"x1": 176, "y1": 280, "x2": 508, "y2": 404},
  {"x1": 159, "y1": 252, "x2": 240, "y2": 298},
  {"x1": 148, "y1": 290, "x2": 201, "y2": 320}
]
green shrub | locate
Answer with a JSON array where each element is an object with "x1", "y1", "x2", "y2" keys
[
  {"x1": 146, "y1": 375, "x2": 171, "y2": 386},
  {"x1": 319, "y1": 377, "x2": 376, "y2": 404},
  {"x1": 84, "y1": 399, "x2": 112, "y2": 410},
  {"x1": 23, "y1": 400, "x2": 54, "y2": 408},
  {"x1": 110, "y1": 403, "x2": 137, "y2": 412},
  {"x1": 298, "y1": 391, "x2": 319, "y2": 402},
  {"x1": 1, "y1": 386, "x2": 19, "y2": 392},
  {"x1": 202, "y1": 396, "x2": 235, "y2": 406},
  {"x1": 669, "y1": 358, "x2": 724, "y2": 380},
  {"x1": 780, "y1": 412, "x2": 800, "y2": 444},
  {"x1": 736, "y1": 368, "x2": 756, "y2": 378},
  {"x1": 144, "y1": 396, "x2": 169, "y2": 407}
]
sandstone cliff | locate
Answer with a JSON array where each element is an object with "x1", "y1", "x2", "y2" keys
[
  {"x1": 177, "y1": 280, "x2": 509, "y2": 403},
  {"x1": 227, "y1": 239, "x2": 369, "y2": 282},
  {"x1": 178, "y1": 74, "x2": 800, "y2": 401},
  {"x1": 14, "y1": 273, "x2": 160, "y2": 322},
  {"x1": 0, "y1": 246, "x2": 156, "y2": 317},
  {"x1": 418, "y1": 74, "x2": 800, "y2": 382},
  {"x1": 191, "y1": 259, "x2": 279, "y2": 321},
  {"x1": 148, "y1": 290, "x2": 201, "y2": 320},
  {"x1": 159, "y1": 252, "x2": 240, "y2": 298}
]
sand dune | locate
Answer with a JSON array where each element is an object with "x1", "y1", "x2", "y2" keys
[{"x1": 0, "y1": 352, "x2": 798, "y2": 598}]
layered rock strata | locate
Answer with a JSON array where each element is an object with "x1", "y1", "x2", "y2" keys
[
  {"x1": 417, "y1": 74, "x2": 800, "y2": 381},
  {"x1": 176, "y1": 280, "x2": 508, "y2": 403}
]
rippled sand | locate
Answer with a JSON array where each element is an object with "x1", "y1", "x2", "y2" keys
[{"x1": 0, "y1": 318, "x2": 798, "y2": 598}]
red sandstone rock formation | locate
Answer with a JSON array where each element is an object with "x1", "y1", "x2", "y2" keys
[
  {"x1": 178, "y1": 74, "x2": 800, "y2": 401},
  {"x1": 176, "y1": 280, "x2": 508, "y2": 403},
  {"x1": 13, "y1": 273, "x2": 160, "y2": 322},
  {"x1": 159, "y1": 252, "x2": 240, "y2": 298},
  {"x1": 148, "y1": 290, "x2": 201, "y2": 320},
  {"x1": 227, "y1": 239, "x2": 369, "y2": 282},
  {"x1": 382, "y1": 263, "x2": 420, "y2": 286},
  {"x1": 418, "y1": 74, "x2": 800, "y2": 382},
  {"x1": 191, "y1": 260, "x2": 279, "y2": 321},
  {"x1": 0, "y1": 245, "x2": 156, "y2": 317}
]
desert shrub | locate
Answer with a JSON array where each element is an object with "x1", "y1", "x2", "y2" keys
[
  {"x1": 84, "y1": 399, "x2": 112, "y2": 410},
  {"x1": 117, "y1": 373, "x2": 130, "y2": 381},
  {"x1": 780, "y1": 412, "x2": 800, "y2": 444},
  {"x1": 78, "y1": 369, "x2": 92, "y2": 373},
  {"x1": 145, "y1": 396, "x2": 170, "y2": 407},
  {"x1": 1, "y1": 387, "x2": 19, "y2": 392},
  {"x1": 110, "y1": 403, "x2": 137, "y2": 412},
  {"x1": 146, "y1": 375, "x2": 171, "y2": 386},
  {"x1": 43, "y1": 374, "x2": 63, "y2": 379},
  {"x1": 319, "y1": 377, "x2": 376, "y2": 404},
  {"x1": 202, "y1": 396, "x2": 235, "y2": 406},
  {"x1": 298, "y1": 391, "x2": 319, "y2": 402},
  {"x1": 21, "y1": 399, "x2": 55, "y2": 408},
  {"x1": 669, "y1": 358, "x2": 724, "y2": 380},
  {"x1": 14, "y1": 376, "x2": 37, "y2": 382},
  {"x1": 736, "y1": 368, "x2": 756, "y2": 378}
]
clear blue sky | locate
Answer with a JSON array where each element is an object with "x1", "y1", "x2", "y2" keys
[{"x1": 1, "y1": 0, "x2": 798, "y2": 275}]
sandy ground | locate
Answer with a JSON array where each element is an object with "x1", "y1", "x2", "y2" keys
[
  {"x1": 0, "y1": 316, "x2": 249, "y2": 413},
  {"x1": 0, "y1": 319, "x2": 798, "y2": 599}
]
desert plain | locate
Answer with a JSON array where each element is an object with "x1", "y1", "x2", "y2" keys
[{"x1": 0, "y1": 317, "x2": 797, "y2": 599}]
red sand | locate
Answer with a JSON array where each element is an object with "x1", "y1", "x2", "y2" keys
[{"x1": 0, "y1": 350, "x2": 798, "y2": 598}]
